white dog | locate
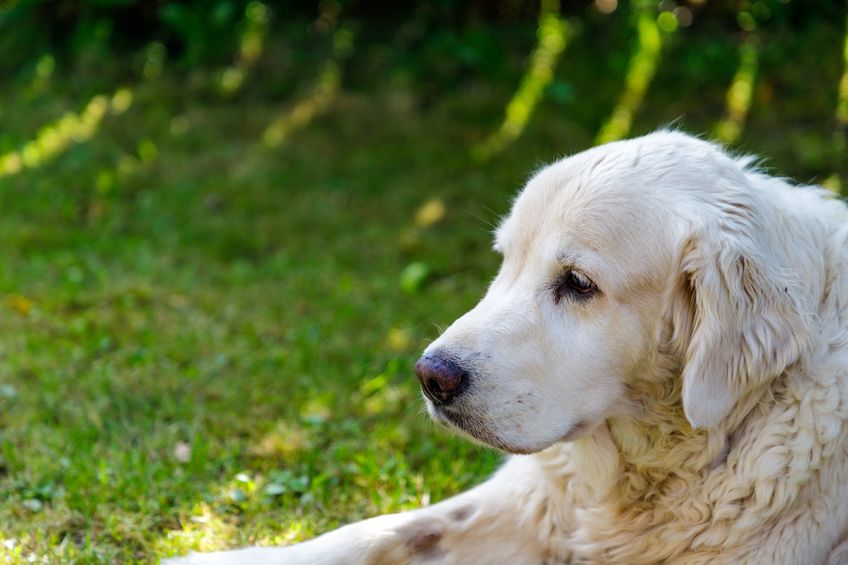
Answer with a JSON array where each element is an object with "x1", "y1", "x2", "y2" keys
[{"x1": 172, "y1": 131, "x2": 848, "y2": 564}]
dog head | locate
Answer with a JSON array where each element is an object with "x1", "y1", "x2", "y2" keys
[{"x1": 416, "y1": 131, "x2": 810, "y2": 454}]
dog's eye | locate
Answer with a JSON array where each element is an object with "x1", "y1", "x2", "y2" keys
[{"x1": 552, "y1": 270, "x2": 597, "y2": 303}]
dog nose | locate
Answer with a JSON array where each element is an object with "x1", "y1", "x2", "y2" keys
[{"x1": 415, "y1": 354, "x2": 468, "y2": 405}]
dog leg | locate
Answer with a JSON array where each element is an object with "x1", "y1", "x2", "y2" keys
[{"x1": 166, "y1": 456, "x2": 571, "y2": 565}]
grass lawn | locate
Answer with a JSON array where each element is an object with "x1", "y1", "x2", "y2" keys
[{"x1": 0, "y1": 13, "x2": 845, "y2": 563}]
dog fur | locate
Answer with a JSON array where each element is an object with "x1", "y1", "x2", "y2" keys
[{"x1": 171, "y1": 132, "x2": 848, "y2": 564}]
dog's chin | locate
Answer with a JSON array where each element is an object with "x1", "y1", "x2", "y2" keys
[{"x1": 426, "y1": 401, "x2": 584, "y2": 455}]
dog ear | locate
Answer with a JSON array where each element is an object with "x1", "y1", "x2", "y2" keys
[{"x1": 671, "y1": 222, "x2": 809, "y2": 429}]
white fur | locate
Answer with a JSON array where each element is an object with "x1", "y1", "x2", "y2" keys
[{"x1": 168, "y1": 132, "x2": 848, "y2": 564}]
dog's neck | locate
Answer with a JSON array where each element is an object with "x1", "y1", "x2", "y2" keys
[{"x1": 562, "y1": 365, "x2": 767, "y2": 505}]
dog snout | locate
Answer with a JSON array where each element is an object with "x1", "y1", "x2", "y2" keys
[{"x1": 415, "y1": 354, "x2": 469, "y2": 405}]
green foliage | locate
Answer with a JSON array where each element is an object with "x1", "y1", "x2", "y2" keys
[
  {"x1": 0, "y1": 0, "x2": 253, "y2": 75},
  {"x1": 158, "y1": 1, "x2": 245, "y2": 66}
]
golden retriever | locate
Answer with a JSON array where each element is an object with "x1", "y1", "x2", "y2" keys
[{"x1": 172, "y1": 131, "x2": 848, "y2": 564}]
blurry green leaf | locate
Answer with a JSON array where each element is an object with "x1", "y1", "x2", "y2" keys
[
  {"x1": 400, "y1": 262, "x2": 429, "y2": 294},
  {"x1": 228, "y1": 488, "x2": 247, "y2": 503},
  {"x1": 21, "y1": 499, "x2": 42, "y2": 513},
  {"x1": 263, "y1": 483, "x2": 285, "y2": 496},
  {"x1": 360, "y1": 374, "x2": 388, "y2": 395},
  {"x1": 0, "y1": 384, "x2": 16, "y2": 399},
  {"x1": 267, "y1": 470, "x2": 310, "y2": 494},
  {"x1": 548, "y1": 80, "x2": 575, "y2": 103},
  {"x1": 212, "y1": 2, "x2": 235, "y2": 25}
]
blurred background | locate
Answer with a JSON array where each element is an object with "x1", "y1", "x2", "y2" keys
[{"x1": 0, "y1": 0, "x2": 845, "y2": 562}]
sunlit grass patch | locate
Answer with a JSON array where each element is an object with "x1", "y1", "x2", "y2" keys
[
  {"x1": 473, "y1": 0, "x2": 569, "y2": 160},
  {"x1": 262, "y1": 62, "x2": 341, "y2": 147},
  {"x1": 827, "y1": 13, "x2": 847, "y2": 195},
  {"x1": 836, "y1": 13, "x2": 848, "y2": 129},
  {"x1": 714, "y1": 40, "x2": 758, "y2": 144},
  {"x1": 218, "y1": 1, "x2": 270, "y2": 97},
  {"x1": 153, "y1": 502, "x2": 240, "y2": 556},
  {"x1": 0, "y1": 88, "x2": 133, "y2": 178},
  {"x1": 595, "y1": 3, "x2": 669, "y2": 144},
  {"x1": 262, "y1": 26, "x2": 353, "y2": 147}
]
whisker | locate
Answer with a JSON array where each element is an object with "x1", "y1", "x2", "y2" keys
[{"x1": 464, "y1": 208, "x2": 498, "y2": 231}]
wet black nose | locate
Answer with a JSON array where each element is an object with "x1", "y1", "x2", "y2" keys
[{"x1": 415, "y1": 354, "x2": 468, "y2": 405}]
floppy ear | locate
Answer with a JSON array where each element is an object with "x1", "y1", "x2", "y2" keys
[{"x1": 671, "y1": 223, "x2": 810, "y2": 429}]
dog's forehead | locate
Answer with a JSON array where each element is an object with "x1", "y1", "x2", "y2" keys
[
  {"x1": 499, "y1": 153, "x2": 671, "y2": 251},
  {"x1": 493, "y1": 141, "x2": 693, "y2": 287},
  {"x1": 502, "y1": 131, "x2": 728, "y2": 229}
]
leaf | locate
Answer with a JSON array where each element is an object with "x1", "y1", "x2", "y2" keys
[
  {"x1": 399, "y1": 262, "x2": 430, "y2": 294},
  {"x1": 21, "y1": 499, "x2": 42, "y2": 513},
  {"x1": 263, "y1": 483, "x2": 286, "y2": 497}
]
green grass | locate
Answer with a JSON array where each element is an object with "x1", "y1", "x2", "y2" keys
[{"x1": 0, "y1": 14, "x2": 845, "y2": 563}]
